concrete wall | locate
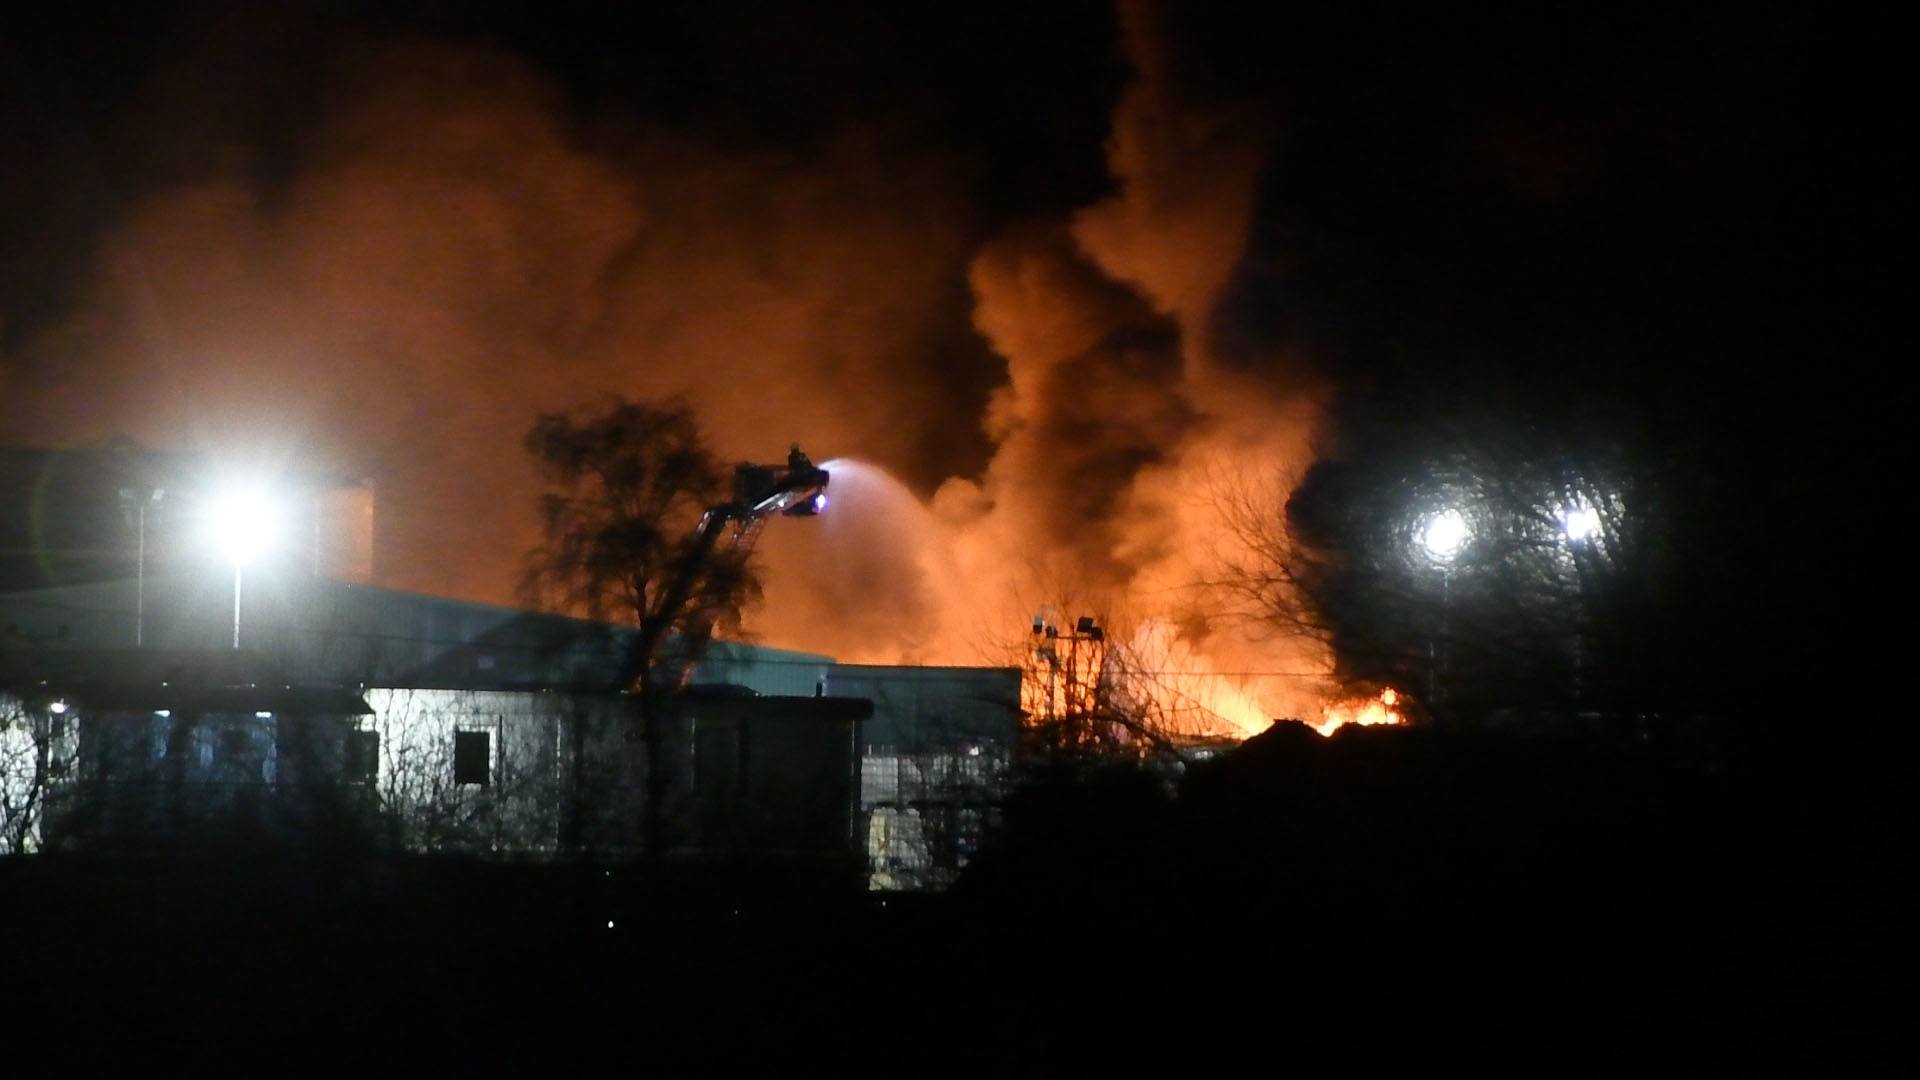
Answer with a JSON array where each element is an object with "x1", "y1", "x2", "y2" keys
[
  {"x1": 11, "y1": 684, "x2": 867, "y2": 870},
  {"x1": 33, "y1": 704, "x2": 365, "y2": 848},
  {"x1": 823, "y1": 665, "x2": 1022, "y2": 890},
  {"x1": 358, "y1": 688, "x2": 575, "y2": 854}
]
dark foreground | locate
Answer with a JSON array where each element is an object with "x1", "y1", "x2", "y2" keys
[{"x1": 4, "y1": 726, "x2": 1899, "y2": 1074}]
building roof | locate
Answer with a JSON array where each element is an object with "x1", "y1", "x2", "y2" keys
[
  {"x1": 1, "y1": 646, "x2": 371, "y2": 715},
  {"x1": 0, "y1": 573, "x2": 635, "y2": 690},
  {"x1": 0, "y1": 573, "x2": 848, "y2": 695},
  {"x1": 2, "y1": 569, "x2": 1027, "y2": 732},
  {"x1": 824, "y1": 664, "x2": 1022, "y2": 750}
]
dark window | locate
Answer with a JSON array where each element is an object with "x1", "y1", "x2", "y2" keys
[
  {"x1": 345, "y1": 730, "x2": 379, "y2": 784},
  {"x1": 219, "y1": 726, "x2": 250, "y2": 761},
  {"x1": 454, "y1": 730, "x2": 491, "y2": 786}
]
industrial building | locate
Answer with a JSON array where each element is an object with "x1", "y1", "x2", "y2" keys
[
  {"x1": 1, "y1": 570, "x2": 1017, "y2": 887},
  {"x1": 1, "y1": 439, "x2": 1020, "y2": 886}
]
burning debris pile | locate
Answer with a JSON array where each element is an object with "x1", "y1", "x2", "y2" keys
[
  {"x1": 1311, "y1": 688, "x2": 1406, "y2": 739},
  {"x1": 1015, "y1": 610, "x2": 1402, "y2": 749}
]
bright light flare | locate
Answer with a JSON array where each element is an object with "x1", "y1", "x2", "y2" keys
[
  {"x1": 1419, "y1": 509, "x2": 1470, "y2": 562},
  {"x1": 1560, "y1": 503, "x2": 1600, "y2": 542},
  {"x1": 1310, "y1": 687, "x2": 1406, "y2": 737},
  {"x1": 205, "y1": 488, "x2": 282, "y2": 566}
]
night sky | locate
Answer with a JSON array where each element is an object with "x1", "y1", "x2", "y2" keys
[{"x1": 1, "y1": 2, "x2": 1872, "y2": 705}]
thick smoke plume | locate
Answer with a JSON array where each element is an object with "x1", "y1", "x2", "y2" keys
[
  {"x1": 5, "y1": 41, "x2": 979, "y2": 602},
  {"x1": 4, "y1": 7, "x2": 1337, "y2": 728},
  {"x1": 786, "y1": 1, "x2": 1336, "y2": 726}
]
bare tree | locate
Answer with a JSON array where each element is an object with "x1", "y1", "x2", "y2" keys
[
  {"x1": 521, "y1": 396, "x2": 759, "y2": 856},
  {"x1": 1202, "y1": 394, "x2": 1664, "y2": 725},
  {"x1": 1, "y1": 694, "x2": 78, "y2": 855},
  {"x1": 1195, "y1": 465, "x2": 1331, "y2": 648},
  {"x1": 521, "y1": 396, "x2": 760, "y2": 692},
  {"x1": 357, "y1": 688, "x2": 578, "y2": 856},
  {"x1": 992, "y1": 589, "x2": 1254, "y2": 762}
]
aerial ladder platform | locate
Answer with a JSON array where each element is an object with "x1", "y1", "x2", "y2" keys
[{"x1": 626, "y1": 445, "x2": 829, "y2": 693}]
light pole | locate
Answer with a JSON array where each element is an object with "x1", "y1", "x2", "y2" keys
[
  {"x1": 1029, "y1": 611, "x2": 1105, "y2": 747},
  {"x1": 118, "y1": 486, "x2": 165, "y2": 647},
  {"x1": 1031, "y1": 613, "x2": 1060, "y2": 725},
  {"x1": 1065, "y1": 616, "x2": 1105, "y2": 741},
  {"x1": 1418, "y1": 509, "x2": 1469, "y2": 718},
  {"x1": 206, "y1": 489, "x2": 280, "y2": 649},
  {"x1": 1558, "y1": 501, "x2": 1600, "y2": 705}
]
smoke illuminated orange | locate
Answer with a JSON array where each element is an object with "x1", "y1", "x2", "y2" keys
[{"x1": 1, "y1": 17, "x2": 1343, "y2": 715}]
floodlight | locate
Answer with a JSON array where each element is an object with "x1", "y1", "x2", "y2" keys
[
  {"x1": 1561, "y1": 504, "x2": 1600, "y2": 543},
  {"x1": 206, "y1": 488, "x2": 281, "y2": 567},
  {"x1": 1419, "y1": 509, "x2": 1470, "y2": 562}
]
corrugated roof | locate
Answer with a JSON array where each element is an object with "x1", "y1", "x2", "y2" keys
[
  {"x1": 1, "y1": 646, "x2": 370, "y2": 714},
  {"x1": 0, "y1": 575, "x2": 844, "y2": 693},
  {"x1": 824, "y1": 664, "x2": 1022, "y2": 750}
]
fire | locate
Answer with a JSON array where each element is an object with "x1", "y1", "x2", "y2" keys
[
  {"x1": 1111, "y1": 619, "x2": 1281, "y2": 740},
  {"x1": 1020, "y1": 617, "x2": 1286, "y2": 745},
  {"x1": 1309, "y1": 687, "x2": 1405, "y2": 738},
  {"x1": 1200, "y1": 681, "x2": 1279, "y2": 739}
]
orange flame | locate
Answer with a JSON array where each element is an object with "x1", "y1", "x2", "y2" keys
[{"x1": 1308, "y1": 687, "x2": 1406, "y2": 738}]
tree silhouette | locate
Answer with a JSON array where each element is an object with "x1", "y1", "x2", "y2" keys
[
  {"x1": 1209, "y1": 383, "x2": 1735, "y2": 727},
  {"x1": 521, "y1": 396, "x2": 760, "y2": 694},
  {"x1": 521, "y1": 396, "x2": 759, "y2": 856},
  {"x1": 1, "y1": 693, "x2": 79, "y2": 855}
]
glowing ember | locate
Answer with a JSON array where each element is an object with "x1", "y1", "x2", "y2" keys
[{"x1": 1310, "y1": 688, "x2": 1406, "y2": 737}]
